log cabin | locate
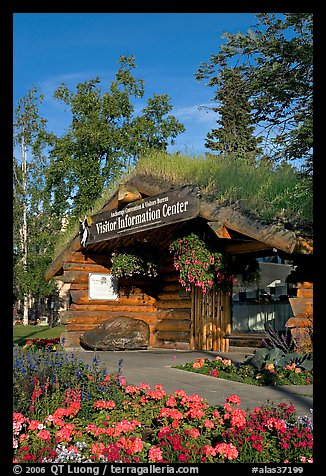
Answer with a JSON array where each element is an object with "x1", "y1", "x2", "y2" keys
[{"x1": 45, "y1": 172, "x2": 313, "y2": 352}]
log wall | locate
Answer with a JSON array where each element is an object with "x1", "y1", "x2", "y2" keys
[
  {"x1": 59, "y1": 252, "x2": 230, "y2": 351},
  {"x1": 60, "y1": 252, "x2": 192, "y2": 349}
]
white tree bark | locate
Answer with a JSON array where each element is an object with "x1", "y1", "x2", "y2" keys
[{"x1": 21, "y1": 130, "x2": 29, "y2": 325}]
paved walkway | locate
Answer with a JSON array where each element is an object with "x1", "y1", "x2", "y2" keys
[{"x1": 72, "y1": 348, "x2": 313, "y2": 419}]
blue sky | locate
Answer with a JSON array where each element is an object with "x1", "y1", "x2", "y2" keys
[{"x1": 14, "y1": 13, "x2": 258, "y2": 155}]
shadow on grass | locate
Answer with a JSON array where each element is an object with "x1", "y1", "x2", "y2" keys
[{"x1": 13, "y1": 326, "x2": 64, "y2": 347}]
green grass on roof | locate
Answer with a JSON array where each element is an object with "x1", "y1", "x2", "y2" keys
[
  {"x1": 134, "y1": 151, "x2": 312, "y2": 233},
  {"x1": 51, "y1": 151, "x2": 312, "y2": 259}
]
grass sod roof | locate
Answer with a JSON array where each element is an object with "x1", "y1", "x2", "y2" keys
[{"x1": 47, "y1": 152, "x2": 313, "y2": 281}]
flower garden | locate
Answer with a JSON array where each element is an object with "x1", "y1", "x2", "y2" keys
[
  {"x1": 13, "y1": 341, "x2": 313, "y2": 464},
  {"x1": 173, "y1": 354, "x2": 313, "y2": 387}
]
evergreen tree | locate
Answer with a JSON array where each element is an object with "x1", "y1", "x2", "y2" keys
[
  {"x1": 196, "y1": 13, "x2": 313, "y2": 173},
  {"x1": 204, "y1": 67, "x2": 262, "y2": 162}
]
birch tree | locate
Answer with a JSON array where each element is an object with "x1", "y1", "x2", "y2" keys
[{"x1": 13, "y1": 86, "x2": 59, "y2": 324}]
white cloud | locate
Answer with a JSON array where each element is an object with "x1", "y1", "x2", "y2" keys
[{"x1": 173, "y1": 103, "x2": 218, "y2": 125}]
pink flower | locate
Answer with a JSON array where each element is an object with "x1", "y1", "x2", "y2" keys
[
  {"x1": 212, "y1": 410, "x2": 221, "y2": 419},
  {"x1": 265, "y1": 417, "x2": 287, "y2": 431},
  {"x1": 37, "y1": 429, "x2": 51, "y2": 441},
  {"x1": 165, "y1": 396, "x2": 177, "y2": 407},
  {"x1": 222, "y1": 359, "x2": 232, "y2": 366},
  {"x1": 226, "y1": 395, "x2": 241, "y2": 406},
  {"x1": 148, "y1": 445, "x2": 163, "y2": 462},
  {"x1": 117, "y1": 436, "x2": 143, "y2": 454},
  {"x1": 192, "y1": 362, "x2": 202, "y2": 369},
  {"x1": 28, "y1": 420, "x2": 43, "y2": 431},
  {"x1": 185, "y1": 407, "x2": 206, "y2": 419},
  {"x1": 125, "y1": 385, "x2": 139, "y2": 395},
  {"x1": 201, "y1": 445, "x2": 216, "y2": 456},
  {"x1": 91, "y1": 442, "x2": 105, "y2": 458},
  {"x1": 204, "y1": 419, "x2": 215, "y2": 429},
  {"x1": 215, "y1": 442, "x2": 239, "y2": 460},
  {"x1": 188, "y1": 428, "x2": 200, "y2": 438},
  {"x1": 146, "y1": 389, "x2": 166, "y2": 400},
  {"x1": 94, "y1": 399, "x2": 116, "y2": 409},
  {"x1": 174, "y1": 389, "x2": 187, "y2": 398},
  {"x1": 230, "y1": 408, "x2": 247, "y2": 428}
]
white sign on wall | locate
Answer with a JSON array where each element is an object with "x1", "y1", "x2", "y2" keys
[{"x1": 88, "y1": 273, "x2": 119, "y2": 300}]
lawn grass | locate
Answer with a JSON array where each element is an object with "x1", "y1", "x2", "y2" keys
[{"x1": 13, "y1": 325, "x2": 65, "y2": 347}]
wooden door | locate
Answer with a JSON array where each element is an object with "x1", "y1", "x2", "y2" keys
[{"x1": 190, "y1": 287, "x2": 231, "y2": 351}]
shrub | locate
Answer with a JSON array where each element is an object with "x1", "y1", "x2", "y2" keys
[{"x1": 174, "y1": 355, "x2": 313, "y2": 386}]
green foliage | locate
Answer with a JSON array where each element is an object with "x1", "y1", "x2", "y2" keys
[
  {"x1": 13, "y1": 86, "x2": 61, "y2": 302},
  {"x1": 196, "y1": 13, "x2": 313, "y2": 173},
  {"x1": 46, "y1": 55, "x2": 185, "y2": 219},
  {"x1": 175, "y1": 354, "x2": 313, "y2": 386},
  {"x1": 110, "y1": 245, "x2": 160, "y2": 278},
  {"x1": 204, "y1": 67, "x2": 263, "y2": 162},
  {"x1": 245, "y1": 347, "x2": 313, "y2": 372},
  {"x1": 135, "y1": 151, "x2": 312, "y2": 231}
]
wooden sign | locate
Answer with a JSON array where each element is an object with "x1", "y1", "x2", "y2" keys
[{"x1": 87, "y1": 186, "x2": 199, "y2": 245}]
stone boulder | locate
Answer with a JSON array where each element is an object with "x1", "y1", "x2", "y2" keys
[{"x1": 80, "y1": 316, "x2": 149, "y2": 351}]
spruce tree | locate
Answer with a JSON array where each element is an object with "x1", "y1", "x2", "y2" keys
[{"x1": 205, "y1": 67, "x2": 262, "y2": 162}]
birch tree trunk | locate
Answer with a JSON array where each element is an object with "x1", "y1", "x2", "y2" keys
[{"x1": 21, "y1": 130, "x2": 29, "y2": 325}]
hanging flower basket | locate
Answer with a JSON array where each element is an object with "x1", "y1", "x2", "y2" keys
[
  {"x1": 110, "y1": 244, "x2": 160, "y2": 279},
  {"x1": 169, "y1": 233, "x2": 233, "y2": 294}
]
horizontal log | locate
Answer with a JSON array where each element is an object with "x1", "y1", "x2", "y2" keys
[
  {"x1": 156, "y1": 300, "x2": 192, "y2": 309},
  {"x1": 156, "y1": 309, "x2": 191, "y2": 320},
  {"x1": 224, "y1": 241, "x2": 272, "y2": 254},
  {"x1": 63, "y1": 262, "x2": 111, "y2": 272},
  {"x1": 70, "y1": 283, "x2": 88, "y2": 291},
  {"x1": 157, "y1": 292, "x2": 190, "y2": 301},
  {"x1": 159, "y1": 264, "x2": 178, "y2": 274},
  {"x1": 70, "y1": 289, "x2": 156, "y2": 306},
  {"x1": 155, "y1": 330, "x2": 190, "y2": 342},
  {"x1": 67, "y1": 311, "x2": 158, "y2": 324},
  {"x1": 67, "y1": 313, "x2": 158, "y2": 331},
  {"x1": 297, "y1": 288, "x2": 313, "y2": 298},
  {"x1": 153, "y1": 341, "x2": 190, "y2": 350},
  {"x1": 127, "y1": 174, "x2": 171, "y2": 197},
  {"x1": 155, "y1": 319, "x2": 190, "y2": 332},
  {"x1": 69, "y1": 303, "x2": 157, "y2": 313},
  {"x1": 67, "y1": 323, "x2": 103, "y2": 332},
  {"x1": 286, "y1": 317, "x2": 313, "y2": 329},
  {"x1": 159, "y1": 273, "x2": 180, "y2": 283},
  {"x1": 64, "y1": 252, "x2": 112, "y2": 265},
  {"x1": 159, "y1": 283, "x2": 180, "y2": 292},
  {"x1": 62, "y1": 271, "x2": 89, "y2": 284},
  {"x1": 201, "y1": 203, "x2": 297, "y2": 254}
]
